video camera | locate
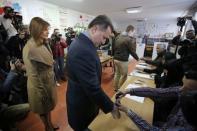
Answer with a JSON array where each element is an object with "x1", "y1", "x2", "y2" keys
[
  {"x1": 177, "y1": 16, "x2": 192, "y2": 31},
  {"x1": 13, "y1": 12, "x2": 23, "y2": 30},
  {"x1": 65, "y1": 27, "x2": 75, "y2": 38},
  {"x1": 177, "y1": 17, "x2": 186, "y2": 29},
  {"x1": 179, "y1": 39, "x2": 193, "y2": 46},
  {"x1": 10, "y1": 57, "x2": 18, "y2": 64},
  {"x1": 65, "y1": 27, "x2": 76, "y2": 45},
  {"x1": 54, "y1": 34, "x2": 62, "y2": 42}
]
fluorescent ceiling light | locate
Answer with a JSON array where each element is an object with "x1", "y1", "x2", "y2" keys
[
  {"x1": 126, "y1": 6, "x2": 142, "y2": 14},
  {"x1": 127, "y1": 10, "x2": 141, "y2": 13},
  {"x1": 68, "y1": 0, "x2": 83, "y2": 2}
]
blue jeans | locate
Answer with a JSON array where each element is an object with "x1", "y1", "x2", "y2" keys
[{"x1": 54, "y1": 56, "x2": 65, "y2": 81}]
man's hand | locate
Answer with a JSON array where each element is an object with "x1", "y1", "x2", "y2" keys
[
  {"x1": 111, "y1": 104, "x2": 121, "y2": 119},
  {"x1": 115, "y1": 89, "x2": 131, "y2": 99},
  {"x1": 115, "y1": 100, "x2": 130, "y2": 114},
  {"x1": 15, "y1": 59, "x2": 23, "y2": 70},
  {"x1": 10, "y1": 61, "x2": 16, "y2": 71},
  {"x1": 117, "y1": 103, "x2": 129, "y2": 113},
  {"x1": 60, "y1": 38, "x2": 66, "y2": 43},
  {"x1": 135, "y1": 67, "x2": 144, "y2": 71},
  {"x1": 11, "y1": 59, "x2": 25, "y2": 71},
  {"x1": 140, "y1": 57, "x2": 146, "y2": 61}
]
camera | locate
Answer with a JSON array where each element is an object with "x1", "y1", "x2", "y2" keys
[
  {"x1": 180, "y1": 39, "x2": 193, "y2": 46},
  {"x1": 65, "y1": 27, "x2": 76, "y2": 46},
  {"x1": 13, "y1": 13, "x2": 23, "y2": 31},
  {"x1": 10, "y1": 57, "x2": 17, "y2": 64},
  {"x1": 177, "y1": 16, "x2": 193, "y2": 31},
  {"x1": 177, "y1": 17, "x2": 186, "y2": 31},
  {"x1": 55, "y1": 34, "x2": 62, "y2": 42}
]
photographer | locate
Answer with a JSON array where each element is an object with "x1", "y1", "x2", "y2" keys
[
  {"x1": 0, "y1": 6, "x2": 17, "y2": 40},
  {"x1": 51, "y1": 29, "x2": 67, "y2": 84},
  {"x1": 178, "y1": 29, "x2": 195, "y2": 57},
  {"x1": 1, "y1": 58, "x2": 27, "y2": 104},
  {"x1": 12, "y1": 12, "x2": 23, "y2": 31},
  {"x1": 0, "y1": 60, "x2": 29, "y2": 131},
  {"x1": 51, "y1": 28, "x2": 60, "y2": 43},
  {"x1": 65, "y1": 27, "x2": 76, "y2": 48},
  {"x1": 5, "y1": 26, "x2": 28, "y2": 59}
]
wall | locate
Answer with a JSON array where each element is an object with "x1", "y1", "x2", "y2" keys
[
  {"x1": 115, "y1": 21, "x2": 138, "y2": 32},
  {"x1": 195, "y1": 12, "x2": 197, "y2": 20},
  {"x1": 2, "y1": 0, "x2": 181, "y2": 38},
  {"x1": 116, "y1": 19, "x2": 178, "y2": 38},
  {"x1": 21, "y1": 0, "x2": 61, "y2": 36},
  {"x1": 1, "y1": 0, "x2": 94, "y2": 36},
  {"x1": 66, "y1": 9, "x2": 94, "y2": 28}
]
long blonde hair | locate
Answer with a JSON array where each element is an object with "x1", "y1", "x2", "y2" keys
[{"x1": 29, "y1": 17, "x2": 50, "y2": 45}]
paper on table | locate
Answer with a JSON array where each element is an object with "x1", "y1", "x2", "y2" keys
[
  {"x1": 125, "y1": 84, "x2": 144, "y2": 103},
  {"x1": 138, "y1": 62, "x2": 148, "y2": 66},
  {"x1": 130, "y1": 70, "x2": 154, "y2": 80},
  {"x1": 136, "y1": 64, "x2": 152, "y2": 70}
]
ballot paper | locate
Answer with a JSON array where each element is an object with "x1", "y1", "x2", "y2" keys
[
  {"x1": 125, "y1": 84, "x2": 144, "y2": 103},
  {"x1": 130, "y1": 70, "x2": 154, "y2": 80},
  {"x1": 138, "y1": 62, "x2": 148, "y2": 66},
  {"x1": 136, "y1": 64, "x2": 152, "y2": 70}
]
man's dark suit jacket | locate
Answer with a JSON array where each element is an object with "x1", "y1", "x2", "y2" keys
[{"x1": 66, "y1": 33, "x2": 114, "y2": 130}]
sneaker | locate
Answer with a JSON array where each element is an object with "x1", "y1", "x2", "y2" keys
[{"x1": 56, "y1": 82, "x2": 61, "y2": 87}]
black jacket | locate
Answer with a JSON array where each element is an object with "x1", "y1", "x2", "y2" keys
[{"x1": 5, "y1": 35, "x2": 26, "y2": 59}]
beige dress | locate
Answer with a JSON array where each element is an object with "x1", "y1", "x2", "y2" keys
[{"x1": 23, "y1": 38, "x2": 57, "y2": 114}]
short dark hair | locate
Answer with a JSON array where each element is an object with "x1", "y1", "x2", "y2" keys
[
  {"x1": 126, "y1": 25, "x2": 134, "y2": 33},
  {"x1": 88, "y1": 15, "x2": 114, "y2": 31},
  {"x1": 186, "y1": 30, "x2": 195, "y2": 34},
  {"x1": 18, "y1": 26, "x2": 26, "y2": 32},
  {"x1": 54, "y1": 28, "x2": 59, "y2": 32},
  {"x1": 186, "y1": 30, "x2": 195, "y2": 39},
  {"x1": 3, "y1": 6, "x2": 14, "y2": 14}
]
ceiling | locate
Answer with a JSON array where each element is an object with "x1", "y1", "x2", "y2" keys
[{"x1": 40, "y1": 0, "x2": 196, "y2": 23}]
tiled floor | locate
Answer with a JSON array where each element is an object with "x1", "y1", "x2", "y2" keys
[{"x1": 17, "y1": 60, "x2": 137, "y2": 131}]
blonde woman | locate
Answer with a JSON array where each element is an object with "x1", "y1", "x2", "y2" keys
[{"x1": 23, "y1": 17, "x2": 57, "y2": 131}]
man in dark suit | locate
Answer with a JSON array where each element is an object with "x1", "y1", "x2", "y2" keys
[{"x1": 66, "y1": 15, "x2": 118, "y2": 131}]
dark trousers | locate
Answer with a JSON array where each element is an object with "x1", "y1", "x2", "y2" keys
[
  {"x1": 54, "y1": 56, "x2": 65, "y2": 81},
  {"x1": 74, "y1": 128, "x2": 91, "y2": 131}
]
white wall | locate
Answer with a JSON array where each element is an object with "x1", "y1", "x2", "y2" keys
[
  {"x1": 115, "y1": 21, "x2": 138, "y2": 32},
  {"x1": 2, "y1": 0, "x2": 94, "y2": 36},
  {"x1": 3, "y1": 0, "x2": 179, "y2": 38},
  {"x1": 13, "y1": 0, "x2": 60, "y2": 35},
  {"x1": 116, "y1": 19, "x2": 178, "y2": 38},
  {"x1": 66, "y1": 9, "x2": 94, "y2": 28}
]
